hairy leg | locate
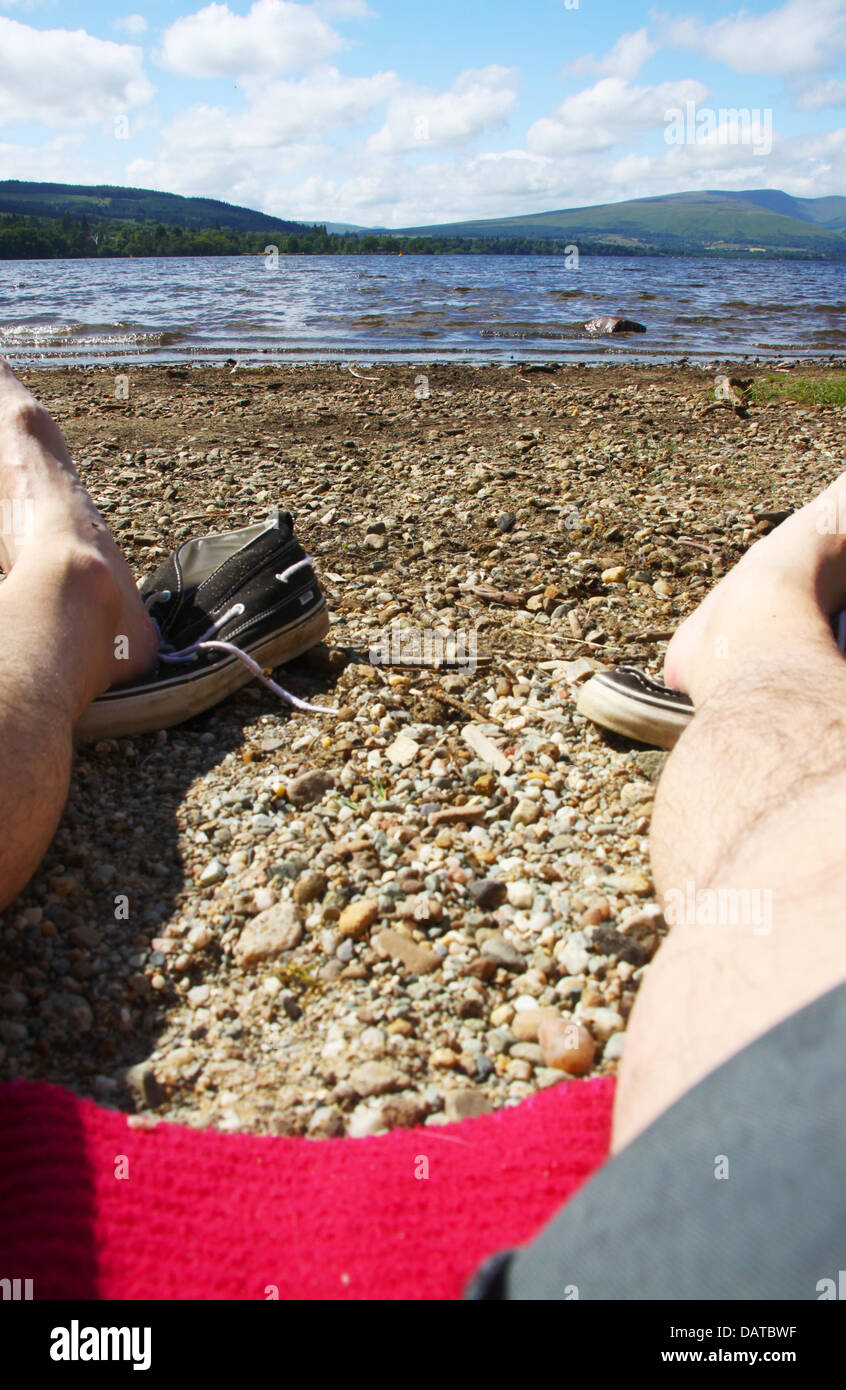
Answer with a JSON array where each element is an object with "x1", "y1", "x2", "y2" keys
[
  {"x1": 0, "y1": 362, "x2": 156, "y2": 909},
  {"x1": 612, "y1": 474, "x2": 846, "y2": 1151}
]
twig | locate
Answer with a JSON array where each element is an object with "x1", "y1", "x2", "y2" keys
[{"x1": 347, "y1": 365, "x2": 379, "y2": 382}]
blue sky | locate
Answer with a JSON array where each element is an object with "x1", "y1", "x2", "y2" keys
[{"x1": 1, "y1": 0, "x2": 846, "y2": 225}]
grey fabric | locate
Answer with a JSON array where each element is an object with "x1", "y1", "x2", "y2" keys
[{"x1": 466, "y1": 980, "x2": 846, "y2": 1300}]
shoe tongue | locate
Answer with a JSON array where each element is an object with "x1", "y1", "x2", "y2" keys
[
  {"x1": 139, "y1": 554, "x2": 178, "y2": 601},
  {"x1": 268, "y1": 507, "x2": 294, "y2": 534}
]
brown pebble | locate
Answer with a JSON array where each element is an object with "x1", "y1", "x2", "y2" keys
[
  {"x1": 338, "y1": 898, "x2": 381, "y2": 939},
  {"x1": 466, "y1": 957, "x2": 497, "y2": 982},
  {"x1": 372, "y1": 927, "x2": 440, "y2": 975},
  {"x1": 580, "y1": 897, "x2": 611, "y2": 928},
  {"x1": 539, "y1": 1016, "x2": 596, "y2": 1075}
]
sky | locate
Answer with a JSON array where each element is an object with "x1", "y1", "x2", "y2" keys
[{"x1": 1, "y1": 0, "x2": 846, "y2": 227}]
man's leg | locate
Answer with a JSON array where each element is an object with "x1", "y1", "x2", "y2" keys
[
  {"x1": 0, "y1": 361, "x2": 156, "y2": 909},
  {"x1": 612, "y1": 475, "x2": 846, "y2": 1152}
]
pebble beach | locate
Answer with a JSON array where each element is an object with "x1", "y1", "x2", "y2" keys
[{"x1": 0, "y1": 360, "x2": 842, "y2": 1138}]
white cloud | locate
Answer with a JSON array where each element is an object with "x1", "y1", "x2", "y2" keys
[
  {"x1": 796, "y1": 78, "x2": 846, "y2": 109},
  {"x1": 0, "y1": 133, "x2": 90, "y2": 182},
  {"x1": 567, "y1": 29, "x2": 656, "y2": 81},
  {"x1": 159, "y1": 0, "x2": 342, "y2": 78},
  {"x1": 314, "y1": 0, "x2": 374, "y2": 15},
  {"x1": 367, "y1": 65, "x2": 519, "y2": 153},
  {"x1": 526, "y1": 76, "x2": 708, "y2": 155},
  {"x1": 664, "y1": 0, "x2": 846, "y2": 76},
  {"x1": 113, "y1": 14, "x2": 148, "y2": 38},
  {"x1": 127, "y1": 66, "x2": 396, "y2": 206},
  {"x1": 0, "y1": 16, "x2": 153, "y2": 126}
]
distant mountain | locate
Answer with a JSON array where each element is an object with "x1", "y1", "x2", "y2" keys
[
  {"x1": 0, "y1": 180, "x2": 311, "y2": 235},
  {"x1": 4, "y1": 180, "x2": 846, "y2": 260},
  {"x1": 396, "y1": 189, "x2": 846, "y2": 257}
]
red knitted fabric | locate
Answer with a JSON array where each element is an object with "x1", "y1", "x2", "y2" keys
[{"x1": 0, "y1": 1077, "x2": 614, "y2": 1300}]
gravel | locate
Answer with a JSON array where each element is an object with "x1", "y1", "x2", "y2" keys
[{"x1": 1, "y1": 360, "x2": 840, "y2": 1137}]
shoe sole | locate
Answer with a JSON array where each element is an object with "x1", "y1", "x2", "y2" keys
[
  {"x1": 76, "y1": 604, "x2": 330, "y2": 741},
  {"x1": 576, "y1": 676, "x2": 692, "y2": 749}
]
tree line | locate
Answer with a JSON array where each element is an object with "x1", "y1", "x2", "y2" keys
[{"x1": 0, "y1": 210, "x2": 646, "y2": 260}]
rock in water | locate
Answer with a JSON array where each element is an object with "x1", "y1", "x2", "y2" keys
[{"x1": 583, "y1": 317, "x2": 647, "y2": 335}]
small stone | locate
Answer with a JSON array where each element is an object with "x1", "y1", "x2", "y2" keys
[
  {"x1": 579, "y1": 1005, "x2": 624, "y2": 1042},
  {"x1": 293, "y1": 870, "x2": 328, "y2": 905},
  {"x1": 234, "y1": 902, "x2": 303, "y2": 966},
  {"x1": 512, "y1": 1007, "x2": 558, "y2": 1043},
  {"x1": 386, "y1": 732, "x2": 420, "y2": 767},
  {"x1": 601, "y1": 565, "x2": 626, "y2": 584},
  {"x1": 580, "y1": 898, "x2": 611, "y2": 927},
  {"x1": 308, "y1": 1106, "x2": 345, "y2": 1138},
  {"x1": 395, "y1": 893, "x2": 443, "y2": 925},
  {"x1": 635, "y1": 750, "x2": 668, "y2": 782},
  {"x1": 431, "y1": 1047, "x2": 459, "y2": 1069},
  {"x1": 339, "y1": 898, "x2": 381, "y2": 939},
  {"x1": 262, "y1": 975, "x2": 282, "y2": 997},
  {"x1": 380, "y1": 1093, "x2": 429, "y2": 1128},
  {"x1": 468, "y1": 878, "x2": 507, "y2": 910},
  {"x1": 372, "y1": 928, "x2": 441, "y2": 975},
  {"x1": 490, "y1": 1003, "x2": 515, "y2": 1027},
  {"x1": 603, "y1": 1032, "x2": 626, "y2": 1061},
  {"x1": 496, "y1": 511, "x2": 516, "y2": 532},
  {"x1": 348, "y1": 1102, "x2": 386, "y2": 1138},
  {"x1": 349, "y1": 1061, "x2": 406, "y2": 1097},
  {"x1": 124, "y1": 1062, "x2": 166, "y2": 1109},
  {"x1": 618, "y1": 911, "x2": 662, "y2": 960},
  {"x1": 462, "y1": 723, "x2": 511, "y2": 774},
  {"x1": 466, "y1": 956, "x2": 497, "y2": 982},
  {"x1": 481, "y1": 934, "x2": 526, "y2": 972},
  {"x1": 608, "y1": 871, "x2": 652, "y2": 895},
  {"x1": 199, "y1": 858, "x2": 226, "y2": 886},
  {"x1": 429, "y1": 803, "x2": 487, "y2": 826},
  {"x1": 187, "y1": 984, "x2": 211, "y2": 1007},
  {"x1": 506, "y1": 880, "x2": 534, "y2": 909},
  {"x1": 287, "y1": 769, "x2": 336, "y2": 806},
  {"x1": 444, "y1": 1088, "x2": 493, "y2": 1121},
  {"x1": 653, "y1": 578, "x2": 673, "y2": 598},
  {"x1": 590, "y1": 925, "x2": 647, "y2": 967},
  {"x1": 511, "y1": 799, "x2": 540, "y2": 827},
  {"x1": 620, "y1": 781, "x2": 654, "y2": 809},
  {"x1": 560, "y1": 937, "x2": 590, "y2": 976},
  {"x1": 539, "y1": 1017, "x2": 596, "y2": 1075},
  {"x1": 510, "y1": 1042, "x2": 543, "y2": 1065}
]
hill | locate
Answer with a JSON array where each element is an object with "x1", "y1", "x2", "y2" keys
[
  {"x1": 0, "y1": 181, "x2": 310, "y2": 235},
  {"x1": 397, "y1": 189, "x2": 846, "y2": 258}
]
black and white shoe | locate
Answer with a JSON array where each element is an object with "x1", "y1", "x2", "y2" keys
[
  {"x1": 576, "y1": 666, "x2": 693, "y2": 749},
  {"x1": 76, "y1": 509, "x2": 330, "y2": 740}
]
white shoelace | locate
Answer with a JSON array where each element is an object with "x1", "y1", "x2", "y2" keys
[{"x1": 145, "y1": 557, "x2": 335, "y2": 714}]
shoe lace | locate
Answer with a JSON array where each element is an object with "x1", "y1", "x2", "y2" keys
[{"x1": 144, "y1": 560, "x2": 335, "y2": 714}]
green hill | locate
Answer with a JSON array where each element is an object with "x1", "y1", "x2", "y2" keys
[
  {"x1": 2, "y1": 180, "x2": 846, "y2": 260},
  {"x1": 0, "y1": 180, "x2": 309, "y2": 234},
  {"x1": 397, "y1": 189, "x2": 846, "y2": 258}
]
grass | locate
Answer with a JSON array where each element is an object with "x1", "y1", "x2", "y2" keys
[{"x1": 749, "y1": 373, "x2": 846, "y2": 406}]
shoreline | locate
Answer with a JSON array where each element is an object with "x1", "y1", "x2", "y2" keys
[{"x1": 0, "y1": 360, "x2": 842, "y2": 1137}]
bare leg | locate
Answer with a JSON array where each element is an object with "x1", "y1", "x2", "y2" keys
[
  {"x1": 612, "y1": 474, "x2": 846, "y2": 1151},
  {"x1": 0, "y1": 361, "x2": 157, "y2": 908}
]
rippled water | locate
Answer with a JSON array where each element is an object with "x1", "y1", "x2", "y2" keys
[{"x1": 1, "y1": 253, "x2": 845, "y2": 366}]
